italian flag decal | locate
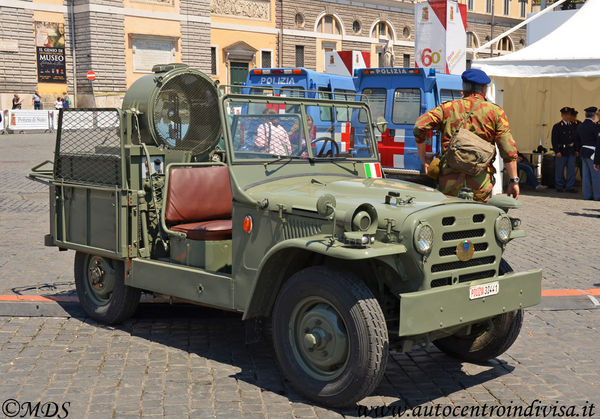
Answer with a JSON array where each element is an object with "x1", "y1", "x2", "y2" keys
[{"x1": 364, "y1": 163, "x2": 382, "y2": 178}]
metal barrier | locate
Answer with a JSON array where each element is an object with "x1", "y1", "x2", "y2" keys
[{"x1": 0, "y1": 109, "x2": 58, "y2": 134}]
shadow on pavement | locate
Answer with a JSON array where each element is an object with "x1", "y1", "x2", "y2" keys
[
  {"x1": 52, "y1": 301, "x2": 513, "y2": 415},
  {"x1": 564, "y1": 211, "x2": 600, "y2": 218}
]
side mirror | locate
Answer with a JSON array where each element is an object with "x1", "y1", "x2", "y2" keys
[{"x1": 375, "y1": 116, "x2": 387, "y2": 134}]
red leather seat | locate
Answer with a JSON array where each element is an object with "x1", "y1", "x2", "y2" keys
[
  {"x1": 164, "y1": 166, "x2": 233, "y2": 241},
  {"x1": 171, "y1": 220, "x2": 232, "y2": 241}
]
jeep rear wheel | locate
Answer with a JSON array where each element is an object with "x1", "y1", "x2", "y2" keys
[
  {"x1": 271, "y1": 266, "x2": 388, "y2": 408},
  {"x1": 74, "y1": 252, "x2": 141, "y2": 324},
  {"x1": 433, "y1": 259, "x2": 523, "y2": 363}
]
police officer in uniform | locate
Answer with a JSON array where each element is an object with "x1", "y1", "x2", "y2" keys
[
  {"x1": 569, "y1": 108, "x2": 581, "y2": 126},
  {"x1": 576, "y1": 106, "x2": 600, "y2": 200},
  {"x1": 551, "y1": 107, "x2": 577, "y2": 192}
]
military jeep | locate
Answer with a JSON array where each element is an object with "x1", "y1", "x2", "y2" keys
[{"x1": 29, "y1": 64, "x2": 541, "y2": 408}]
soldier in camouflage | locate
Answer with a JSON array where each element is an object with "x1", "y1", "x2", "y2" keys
[{"x1": 414, "y1": 68, "x2": 520, "y2": 203}]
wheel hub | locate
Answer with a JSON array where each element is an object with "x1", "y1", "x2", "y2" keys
[
  {"x1": 290, "y1": 299, "x2": 349, "y2": 380},
  {"x1": 86, "y1": 256, "x2": 116, "y2": 302},
  {"x1": 89, "y1": 261, "x2": 105, "y2": 289}
]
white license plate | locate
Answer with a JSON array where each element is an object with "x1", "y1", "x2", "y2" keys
[{"x1": 469, "y1": 281, "x2": 499, "y2": 300}]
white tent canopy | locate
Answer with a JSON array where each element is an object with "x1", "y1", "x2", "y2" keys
[
  {"x1": 474, "y1": 0, "x2": 600, "y2": 78},
  {"x1": 471, "y1": 0, "x2": 600, "y2": 161}
]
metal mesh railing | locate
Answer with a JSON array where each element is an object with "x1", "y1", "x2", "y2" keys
[{"x1": 54, "y1": 109, "x2": 122, "y2": 187}]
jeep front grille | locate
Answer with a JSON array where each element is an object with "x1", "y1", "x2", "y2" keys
[
  {"x1": 442, "y1": 229, "x2": 485, "y2": 241},
  {"x1": 430, "y1": 269, "x2": 497, "y2": 288},
  {"x1": 414, "y1": 206, "x2": 502, "y2": 290},
  {"x1": 431, "y1": 256, "x2": 496, "y2": 273},
  {"x1": 459, "y1": 270, "x2": 496, "y2": 283},
  {"x1": 439, "y1": 242, "x2": 488, "y2": 257}
]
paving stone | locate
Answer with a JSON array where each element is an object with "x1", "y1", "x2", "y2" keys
[{"x1": 1, "y1": 133, "x2": 600, "y2": 417}]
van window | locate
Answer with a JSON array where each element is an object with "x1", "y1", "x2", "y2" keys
[
  {"x1": 334, "y1": 89, "x2": 354, "y2": 122},
  {"x1": 279, "y1": 87, "x2": 304, "y2": 98},
  {"x1": 440, "y1": 89, "x2": 462, "y2": 103},
  {"x1": 318, "y1": 87, "x2": 333, "y2": 122},
  {"x1": 392, "y1": 88, "x2": 421, "y2": 125},
  {"x1": 359, "y1": 88, "x2": 387, "y2": 123}
]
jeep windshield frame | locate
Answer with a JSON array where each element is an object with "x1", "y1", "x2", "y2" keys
[{"x1": 220, "y1": 93, "x2": 380, "y2": 165}]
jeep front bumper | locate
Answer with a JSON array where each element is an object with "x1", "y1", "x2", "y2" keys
[{"x1": 397, "y1": 269, "x2": 542, "y2": 337}]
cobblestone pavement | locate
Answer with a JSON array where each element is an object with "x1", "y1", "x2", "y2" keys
[
  {"x1": 1, "y1": 133, "x2": 599, "y2": 418},
  {"x1": 0, "y1": 309, "x2": 598, "y2": 418}
]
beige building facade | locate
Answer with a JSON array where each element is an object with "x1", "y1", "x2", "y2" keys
[
  {"x1": 0, "y1": 0, "x2": 210, "y2": 109},
  {"x1": 1, "y1": 0, "x2": 535, "y2": 109}
]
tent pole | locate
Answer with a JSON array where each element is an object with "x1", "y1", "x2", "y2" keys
[
  {"x1": 474, "y1": 0, "x2": 568, "y2": 54},
  {"x1": 539, "y1": 89, "x2": 548, "y2": 147}
]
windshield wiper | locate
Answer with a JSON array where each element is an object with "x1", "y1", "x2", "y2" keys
[
  {"x1": 312, "y1": 156, "x2": 366, "y2": 164},
  {"x1": 263, "y1": 155, "x2": 308, "y2": 168}
]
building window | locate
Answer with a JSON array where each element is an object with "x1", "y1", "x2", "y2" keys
[
  {"x1": 403, "y1": 54, "x2": 410, "y2": 67},
  {"x1": 372, "y1": 20, "x2": 393, "y2": 40},
  {"x1": 210, "y1": 47, "x2": 217, "y2": 75},
  {"x1": 402, "y1": 26, "x2": 411, "y2": 39},
  {"x1": 352, "y1": 20, "x2": 361, "y2": 34},
  {"x1": 497, "y1": 36, "x2": 514, "y2": 51},
  {"x1": 295, "y1": 45, "x2": 304, "y2": 67},
  {"x1": 295, "y1": 13, "x2": 305, "y2": 28},
  {"x1": 261, "y1": 50, "x2": 272, "y2": 68},
  {"x1": 468, "y1": 0, "x2": 474, "y2": 11},
  {"x1": 317, "y1": 14, "x2": 341, "y2": 35},
  {"x1": 520, "y1": 0, "x2": 527, "y2": 17},
  {"x1": 486, "y1": 0, "x2": 492, "y2": 13},
  {"x1": 504, "y1": 0, "x2": 510, "y2": 15},
  {"x1": 466, "y1": 32, "x2": 479, "y2": 49}
]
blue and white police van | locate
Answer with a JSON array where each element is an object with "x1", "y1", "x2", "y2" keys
[
  {"x1": 353, "y1": 67, "x2": 463, "y2": 175},
  {"x1": 243, "y1": 67, "x2": 358, "y2": 155}
]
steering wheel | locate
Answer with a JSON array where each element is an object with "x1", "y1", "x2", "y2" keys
[{"x1": 310, "y1": 137, "x2": 340, "y2": 157}]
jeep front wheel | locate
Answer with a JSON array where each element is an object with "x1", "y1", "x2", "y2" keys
[
  {"x1": 433, "y1": 259, "x2": 523, "y2": 363},
  {"x1": 74, "y1": 252, "x2": 141, "y2": 324},
  {"x1": 271, "y1": 266, "x2": 388, "y2": 408}
]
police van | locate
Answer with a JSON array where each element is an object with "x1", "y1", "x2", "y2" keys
[
  {"x1": 354, "y1": 67, "x2": 463, "y2": 175},
  {"x1": 243, "y1": 68, "x2": 359, "y2": 155}
]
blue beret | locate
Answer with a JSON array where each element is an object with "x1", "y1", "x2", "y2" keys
[{"x1": 461, "y1": 68, "x2": 491, "y2": 85}]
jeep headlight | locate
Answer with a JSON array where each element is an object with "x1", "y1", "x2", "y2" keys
[
  {"x1": 495, "y1": 215, "x2": 512, "y2": 243},
  {"x1": 414, "y1": 224, "x2": 433, "y2": 254}
]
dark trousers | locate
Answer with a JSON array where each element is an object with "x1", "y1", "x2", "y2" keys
[
  {"x1": 518, "y1": 162, "x2": 539, "y2": 188},
  {"x1": 34, "y1": 102, "x2": 41, "y2": 110},
  {"x1": 555, "y1": 154, "x2": 576, "y2": 190}
]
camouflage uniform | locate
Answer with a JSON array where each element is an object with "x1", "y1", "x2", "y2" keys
[{"x1": 414, "y1": 93, "x2": 518, "y2": 202}]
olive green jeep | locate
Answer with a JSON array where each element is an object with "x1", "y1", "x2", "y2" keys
[{"x1": 29, "y1": 64, "x2": 541, "y2": 408}]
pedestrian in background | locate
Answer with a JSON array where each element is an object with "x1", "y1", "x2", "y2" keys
[
  {"x1": 63, "y1": 91, "x2": 70, "y2": 109},
  {"x1": 576, "y1": 106, "x2": 600, "y2": 200},
  {"x1": 54, "y1": 97, "x2": 63, "y2": 110},
  {"x1": 414, "y1": 68, "x2": 520, "y2": 202},
  {"x1": 517, "y1": 153, "x2": 547, "y2": 191},
  {"x1": 12, "y1": 94, "x2": 22, "y2": 109},
  {"x1": 551, "y1": 107, "x2": 577, "y2": 193},
  {"x1": 32, "y1": 91, "x2": 42, "y2": 110}
]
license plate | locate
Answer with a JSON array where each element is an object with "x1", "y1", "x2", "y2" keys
[{"x1": 469, "y1": 281, "x2": 499, "y2": 300}]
